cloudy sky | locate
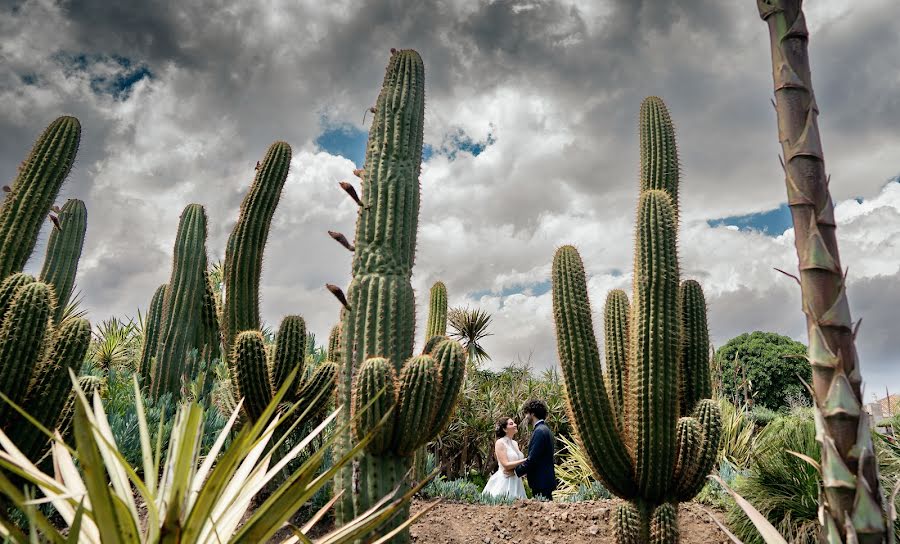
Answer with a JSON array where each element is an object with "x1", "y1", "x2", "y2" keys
[{"x1": 2, "y1": 0, "x2": 898, "y2": 397}]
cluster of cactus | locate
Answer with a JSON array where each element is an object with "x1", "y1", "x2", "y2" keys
[
  {"x1": 0, "y1": 116, "x2": 91, "y2": 462},
  {"x1": 330, "y1": 50, "x2": 466, "y2": 543},
  {"x1": 552, "y1": 97, "x2": 721, "y2": 544},
  {"x1": 140, "y1": 141, "x2": 336, "y2": 429}
]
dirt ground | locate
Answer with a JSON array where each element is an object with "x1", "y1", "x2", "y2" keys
[{"x1": 408, "y1": 498, "x2": 729, "y2": 544}]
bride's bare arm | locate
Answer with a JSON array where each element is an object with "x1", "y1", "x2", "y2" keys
[{"x1": 495, "y1": 441, "x2": 527, "y2": 469}]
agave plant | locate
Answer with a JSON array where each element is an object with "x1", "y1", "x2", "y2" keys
[{"x1": 0, "y1": 369, "x2": 438, "y2": 543}]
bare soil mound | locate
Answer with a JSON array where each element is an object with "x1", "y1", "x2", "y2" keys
[{"x1": 409, "y1": 498, "x2": 728, "y2": 543}]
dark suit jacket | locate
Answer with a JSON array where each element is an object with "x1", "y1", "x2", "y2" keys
[{"x1": 514, "y1": 420, "x2": 556, "y2": 491}]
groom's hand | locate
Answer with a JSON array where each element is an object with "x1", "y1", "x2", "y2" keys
[{"x1": 503, "y1": 468, "x2": 514, "y2": 476}]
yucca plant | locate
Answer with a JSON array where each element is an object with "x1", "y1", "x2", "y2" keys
[
  {"x1": 0, "y1": 370, "x2": 438, "y2": 543},
  {"x1": 553, "y1": 433, "x2": 601, "y2": 501},
  {"x1": 447, "y1": 306, "x2": 493, "y2": 367}
]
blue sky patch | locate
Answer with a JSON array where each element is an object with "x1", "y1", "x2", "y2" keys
[
  {"x1": 470, "y1": 279, "x2": 551, "y2": 300},
  {"x1": 315, "y1": 124, "x2": 368, "y2": 167},
  {"x1": 434, "y1": 127, "x2": 496, "y2": 160},
  {"x1": 707, "y1": 203, "x2": 793, "y2": 235},
  {"x1": 53, "y1": 53, "x2": 152, "y2": 100}
]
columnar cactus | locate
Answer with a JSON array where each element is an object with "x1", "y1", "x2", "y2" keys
[
  {"x1": 0, "y1": 116, "x2": 80, "y2": 280},
  {"x1": 327, "y1": 323, "x2": 341, "y2": 362},
  {"x1": 138, "y1": 284, "x2": 166, "y2": 387},
  {"x1": 222, "y1": 141, "x2": 291, "y2": 355},
  {"x1": 331, "y1": 49, "x2": 466, "y2": 543},
  {"x1": 230, "y1": 317, "x2": 337, "y2": 426},
  {"x1": 552, "y1": 97, "x2": 720, "y2": 543},
  {"x1": 150, "y1": 204, "x2": 209, "y2": 398},
  {"x1": 424, "y1": 281, "x2": 447, "y2": 342},
  {"x1": 756, "y1": 2, "x2": 889, "y2": 540},
  {"x1": 39, "y1": 198, "x2": 87, "y2": 323}
]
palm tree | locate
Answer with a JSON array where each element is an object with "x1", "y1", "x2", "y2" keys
[{"x1": 447, "y1": 306, "x2": 493, "y2": 367}]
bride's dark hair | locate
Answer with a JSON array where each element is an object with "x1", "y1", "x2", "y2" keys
[{"x1": 495, "y1": 417, "x2": 513, "y2": 438}]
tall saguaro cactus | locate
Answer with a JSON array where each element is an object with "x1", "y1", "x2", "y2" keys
[
  {"x1": 331, "y1": 50, "x2": 466, "y2": 543},
  {"x1": 756, "y1": 2, "x2": 888, "y2": 541},
  {"x1": 552, "y1": 97, "x2": 720, "y2": 543}
]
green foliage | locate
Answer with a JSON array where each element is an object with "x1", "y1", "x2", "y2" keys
[
  {"x1": 448, "y1": 306, "x2": 493, "y2": 366},
  {"x1": 420, "y1": 477, "x2": 515, "y2": 505},
  {"x1": 725, "y1": 413, "x2": 820, "y2": 543},
  {"x1": 748, "y1": 405, "x2": 780, "y2": 426},
  {"x1": 90, "y1": 316, "x2": 141, "y2": 371},
  {"x1": 716, "y1": 331, "x2": 809, "y2": 411}
]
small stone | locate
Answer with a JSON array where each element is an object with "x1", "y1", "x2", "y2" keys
[{"x1": 588, "y1": 524, "x2": 600, "y2": 535}]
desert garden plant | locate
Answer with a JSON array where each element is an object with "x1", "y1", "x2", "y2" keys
[
  {"x1": 0, "y1": 371, "x2": 436, "y2": 543},
  {"x1": 552, "y1": 96, "x2": 721, "y2": 543}
]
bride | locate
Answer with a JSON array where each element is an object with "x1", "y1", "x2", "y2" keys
[{"x1": 481, "y1": 417, "x2": 527, "y2": 499}]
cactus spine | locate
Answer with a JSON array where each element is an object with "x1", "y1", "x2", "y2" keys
[
  {"x1": 222, "y1": 141, "x2": 291, "y2": 355},
  {"x1": 150, "y1": 204, "x2": 209, "y2": 398},
  {"x1": 552, "y1": 97, "x2": 720, "y2": 543},
  {"x1": 757, "y1": 2, "x2": 888, "y2": 540},
  {"x1": 332, "y1": 49, "x2": 466, "y2": 543},
  {"x1": 0, "y1": 116, "x2": 80, "y2": 279},
  {"x1": 39, "y1": 198, "x2": 87, "y2": 323}
]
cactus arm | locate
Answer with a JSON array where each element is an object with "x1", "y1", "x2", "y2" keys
[
  {"x1": 614, "y1": 502, "x2": 644, "y2": 544},
  {"x1": 231, "y1": 331, "x2": 273, "y2": 423},
  {"x1": 424, "y1": 281, "x2": 448, "y2": 341},
  {"x1": 199, "y1": 270, "x2": 221, "y2": 367},
  {"x1": 639, "y1": 97, "x2": 680, "y2": 215},
  {"x1": 294, "y1": 360, "x2": 337, "y2": 425},
  {"x1": 0, "y1": 273, "x2": 36, "y2": 324},
  {"x1": 424, "y1": 338, "x2": 465, "y2": 438},
  {"x1": 393, "y1": 355, "x2": 440, "y2": 455},
  {"x1": 756, "y1": 1, "x2": 887, "y2": 538},
  {"x1": 14, "y1": 317, "x2": 90, "y2": 460},
  {"x1": 269, "y1": 315, "x2": 306, "y2": 398},
  {"x1": 679, "y1": 280, "x2": 711, "y2": 415},
  {"x1": 138, "y1": 284, "x2": 166, "y2": 388},
  {"x1": 675, "y1": 399, "x2": 722, "y2": 501},
  {"x1": 650, "y1": 504, "x2": 679, "y2": 544},
  {"x1": 603, "y1": 289, "x2": 630, "y2": 431},
  {"x1": 150, "y1": 204, "x2": 208, "y2": 399},
  {"x1": 222, "y1": 141, "x2": 292, "y2": 355},
  {"x1": 629, "y1": 190, "x2": 680, "y2": 501},
  {"x1": 38, "y1": 198, "x2": 87, "y2": 323},
  {"x1": 351, "y1": 357, "x2": 397, "y2": 455},
  {"x1": 326, "y1": 323, "x2": 341, "y2": 362},
  {"x1": 0, "y1": 282, "x2": 54, "y2": 423},
  {"x1": 552, "y1": 245, "x2": 636, "y2": 498},
  {"x1": 0, "y1": 116, "x2": 80, "y2": 279}
]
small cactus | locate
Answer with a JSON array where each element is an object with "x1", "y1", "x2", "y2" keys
[{"x1": 39, "y1": 198, "x2": 87, "y2": 323}]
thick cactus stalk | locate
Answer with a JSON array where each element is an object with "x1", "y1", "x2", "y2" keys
[
  {"x1": 0, "y1": 273, "x2": 35, "y2": 323},
  {"x1": 327, "y1": 324, "x2": 341, "y2": 362},
  {"x1": 270, "y1": 315, "x2": 306, "y2": 397},
  {"x1": 232, "y1": 330, "x2": 273, "y2": 423},
  {"x1": 150, "y1": 204, "x2": 209, "y2": 399},
  {"x1": 12, "y1": 317, "x2": 90, "y2": 460},
  {"x1": 0, "y1": 282, "x2": 54, "y2": 423},
  {"x1": 222, "y1": 141, "x2": 292, "y2": 355},
  {"x1": 0, "y1": 116, "x2": 80, "y2": 279},
  {"x1": 333, "y1": 50, "x2": 465, "y2": 543},
  {"x1": 552, "y1": 97, "x2": 720, "y2": 543},
  {"x1": 139, "y1": 284, "x2": 166, "y2": 388},
  {"x1": 756, "y1": 2, "x2": 888, "y2": 541},
  {"x1": 39, "y1": 198, "x2": 87, "y2": 323},
  {"x1": 424, "y1": 281, "x2": 447, "y2": 342}
]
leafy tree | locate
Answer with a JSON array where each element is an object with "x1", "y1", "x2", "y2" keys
[
  {"x1": 716, "y1": 331, "x2": 809, "y2": 412},
  {"x1": 448, "y1": 306, "x2": 493, "y2": 366}
]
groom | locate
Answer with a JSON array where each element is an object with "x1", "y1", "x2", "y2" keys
[{"x1": 507, "y1": 399, "x2": 557, "y2": 500}]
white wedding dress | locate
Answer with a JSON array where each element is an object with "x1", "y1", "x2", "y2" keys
[{"x1": 481, "y1": 437, "x2": 527, "y2": 499}]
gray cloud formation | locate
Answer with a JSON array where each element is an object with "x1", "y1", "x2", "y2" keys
[{"x1": 2, "y1": 0, "x2": 898, "y2": 390}]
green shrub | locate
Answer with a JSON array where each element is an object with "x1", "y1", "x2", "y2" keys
[
  {"x1": 716, "y1": 331, "x2": 809, "y2": 411},
  {"x1": 748, "y1": 405, "x2": 779, "y2": 426},
  {"x1": 725, "y1": 413, "x2": 820, "y2": 544},
  {"x1": 420, "y1": 477, "x2": 515, "y2": 505},
  {"x1": 562, "y1": 481, "x2": 611, "y2": 502}
]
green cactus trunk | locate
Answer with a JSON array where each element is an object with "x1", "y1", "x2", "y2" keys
[
  {"x1": 0, "y1": 282, "x2": 54, "y2": 424},
  {"x1": 222, "y1": 141, "x2": 292, "y2": 356},
  {"x1": 231, "y1": 330, "x2": 272, "y2": 423},
  {"x1": 150, "y1": 204, "x2": 209, "y2": 399},
  {"x1": 333, "y1": 50, "x2": 467, "y2": 544},
  {"x1": 12, "y1": 317, "x2": 90, "y2": 460},
  {"x1": 327, "y1": 324, "x2": 342, "y2": 362},
  {"x1": 0, "y1": 117, "x2": 80, "y2": 280},
  {"x1": 38, "y1": 198, "x2": 87, "y2": 323},
  {"x1": 270, "y1": 315, "x2": 306, "y2": 398},
  {"x1": 757, "y1": 2, "x2": 889, "y2": 540},
  {"x1": 552, "y1": 97, "x2": 720, "y2": 543},
  {"x1": 424, "y1": 281, "x2": 447, "y2": 342},
  {"x1": 139, "y1": 284, "x2": 166, "y2": 388}
]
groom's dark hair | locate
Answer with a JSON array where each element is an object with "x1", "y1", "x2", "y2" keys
[{"x1": 522, "y1": 399, "x2": 547, "y2": 420}]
